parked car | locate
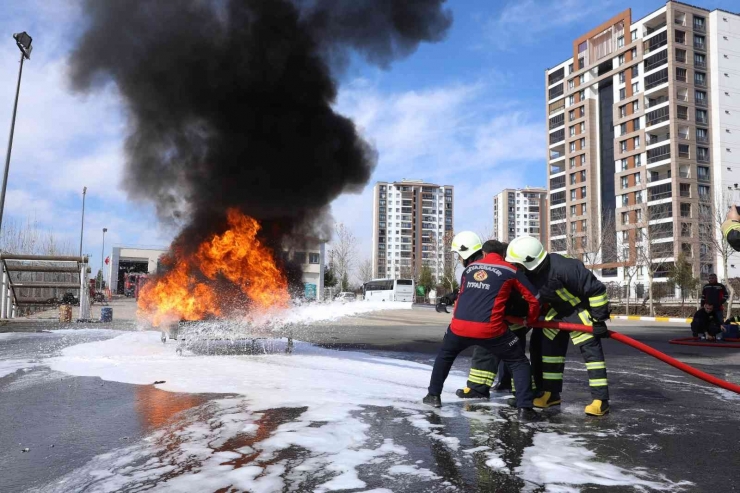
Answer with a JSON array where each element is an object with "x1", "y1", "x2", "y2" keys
[{"x1": 335, "y1": 292, "x2": 356, "y2": 303}]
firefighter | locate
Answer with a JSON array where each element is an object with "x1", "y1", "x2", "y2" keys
[
  {"x1": 505, "y1": 236, "x2": 611, "y2": 417},
  {"x1": 455, "y1": 240, "x2": 538, "y2": 399},
  {"x1": 423, "y1": 231, "x2": 541, "y2": 421}
]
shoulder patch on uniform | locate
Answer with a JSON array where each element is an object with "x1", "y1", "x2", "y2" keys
[{"x1": 473, "y1": 270, "x2": 488, "y2": 281}]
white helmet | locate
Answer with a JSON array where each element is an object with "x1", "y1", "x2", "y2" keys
[
  {"x1": 450, "y1": 231, "x2": 482, "y2": 260},
  {"x1": 506, "y1": 235, "x2": 547, "y2": 270}
]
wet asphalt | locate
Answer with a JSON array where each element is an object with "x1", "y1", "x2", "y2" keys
[{"x1": 1, "y1": 316, "x2": 739, "y2": 492}]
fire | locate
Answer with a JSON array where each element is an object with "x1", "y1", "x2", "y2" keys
[{"x1": 138, "y1": 209, "x2": 290, "y2": 326}]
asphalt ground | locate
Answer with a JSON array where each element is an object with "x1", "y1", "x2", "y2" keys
[{"x1": 1, "y1": 302, "x2": 738, "y2": 492}]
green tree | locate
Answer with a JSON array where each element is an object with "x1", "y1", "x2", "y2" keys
[
  {"x1": 324, "y1": 265, "x2": 337, "y2": 288},
  {"x1": 668, "y1": 253, "x2": 699, "y2": 309},
  {"x1": 418, "y1": 265, "x2": 434, "y2": 296},
  {"x1": 340, "y1": 271, "x2": 350, "y2": 292}
]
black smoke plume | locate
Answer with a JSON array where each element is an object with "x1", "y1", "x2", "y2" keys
[{"x1": 69, "y1": 0, "x2": 452, "y2": 253}]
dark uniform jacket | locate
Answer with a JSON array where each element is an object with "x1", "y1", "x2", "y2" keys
[
  {"x1": 701, "y1": 282, "x2": 728, "y2": 307},
  {"x1": 525, "y1": 253, "x2": 610, "y2": 323},
  {"x1": 451, "y1": 253, "x2": 540, "y2": 339},
  {"x1": 691, "y1": 308, "x2": 722, "y2": 336},
  {"x1": 722, "y1": 219, "x2": 740, "y2": 252}
]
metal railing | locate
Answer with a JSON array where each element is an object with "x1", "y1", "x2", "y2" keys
[
  {"x1": 696, "y1": 134, "x2": 709, "y2": 143},
  {"x1": 647, "y1": 96, "x2": 669, "y2": 108},
  {"x1": 648, "y1": 152, "x2": 671, "y2": 164},
  {"x1": 645, "y1": 21, "x2": 667, "y2": 35},
  {"x1": 646, "y1": 76, "x2": 668, "y2": 90},
  {"x1": 697, "y1": 155, "x2": 710, "y2": 163},
  {"x1": 696, "y1": 115, "x2": 708, "y2": 124},
  {"x1": 647, "y1": 114, "x2": 669, "y2": 126},
  {"x1": 675, "y1": 53, "x2": 686, "y2": 63},
  {"x1": 694, "y1": 42, "x2": 706, "y2": 51},
  {"x1": 693, "y1": 23, "x2": 706, "y2": 32},
  {"x1": 648, "y1": 173, "x2": 671, "y2": 183},
  {"x1": 695, "y1": 78, "x2": 706, "y2": 87},
  {"x1": 695, "y1": 60, "x2": 706, "y2": 69},
  {"x1": 647, "y1": 133, "x2": 670, "y2": 145},
  {"x1": 675, "y1": 74, "x2": 687, "y2": 83},
  {"x1": 698, "y1": 173, "x2": 711, "y2": 182}
]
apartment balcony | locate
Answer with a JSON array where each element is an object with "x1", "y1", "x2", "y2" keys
[
  {"x1": 648, "y1": 172, "x2": 671, "y2": 183},
  {"x1": 697, "y1": 154, "x2": 710, "y2": 164},
  {"x1": 646, "y1": 109, "x2": 670, "y2": 127},
  {"x1": 550, "y1": 145, "x2": 566, "y2": 161},
  {"x1": 644, "y1": 31, "x2": 668, "y2": 55},
  {"x1": 695, "y1": 60, "x2": 706, "y2": 69},
  {"x1": 647, "y1": 144, "x2": 671, "y2": 164},
  {"x1": 647, "y1": 132, "x2": 670, "y2": 146},
  {"x1": 549, "y1": 129, "x2": 565, "y2": 146},
  {"x1": 645, "y1": 21, "x2": 667, "y2": 36},
  {"x1": 695, "y1": 98, "x2": 707, "y2": 107},
  {"x1": 696, "y1": 115, "x2": 709, "y2": 125},
  {"x1": 646, "y1": 74, "x2": 669, "y2": 91},
  {"x1": 675, "y1": 73, "x2": 687, "y2": 83},
  {"x1": 694, "y1": 41, "x2": 706, "y2": 52},
  {"x1": 549, "y1": 84, "x2": 564, "y2": 101},
  {"x1": 550, "y1": 161, "x2": 566, "y2": 175},
  {"x1": 549, "y1": 99, "x2": 565, "y2": 115},
  {"x1": 693, "y1": 23, "x2": 706, "y2": 33},
  {"x1": 675, "y1": 52, "x2": 686, "y2": 63},
  {"x1": 696, "y1": 134, "x2": 709, "y2": 143},
  {"x1": 644, "y1": 50, "x2": 668, "y2": 73},
  {"x1": 698, "y1": 172, "x2": 711, "y2": 183},
  {"x1": 646, "y1": 86, "x2": 669, "y2": 109}
]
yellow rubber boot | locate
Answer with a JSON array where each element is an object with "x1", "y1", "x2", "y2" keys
[
  {"x1": 533, "y1": 391, "x2": 561, "y2": 408},
  {"x1": 584, "y1": 399, "x2": 610, "y2": 416}
]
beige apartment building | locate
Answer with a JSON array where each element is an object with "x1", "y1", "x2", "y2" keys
[
  {"x1": 372, "y1": 180, "x2": 454, "y2": 281},
  {"x1": 546, "y1": 1, "x2": 740, "y2": 293},
  {"x1": 493, "y1": 187, "x2": 548, "y2": 244}
]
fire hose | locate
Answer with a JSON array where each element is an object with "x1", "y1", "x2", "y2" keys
[{"x1": 504, "y1": 316, "x2": 740, "y2": 395}]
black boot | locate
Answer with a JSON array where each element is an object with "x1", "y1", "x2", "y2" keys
[
  {"x1": 423, "y1": 393, "x2": 442, "y2": 408},
  {"x1": 455, "y1": 387, "x2": 490, "y2": 399},
  {"x1": 517, "y1": 408, "x2": 540, "y2": 422}
]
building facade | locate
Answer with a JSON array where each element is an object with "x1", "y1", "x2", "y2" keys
[
  {"x1": 545, "y1": 2, "x2": 740, "y2": 293},
  {"x1": 493, "y1": 187, "x2": 548, "y2": 244},
  {"x1": 108, "y1": 246, "x2": 168, "y2": 294},
  {"x1": 372, "y1": 179, "x2": 454, "y2": 281},
  {"x1": 284, "y1": 240, "x2": 326, "y2": 300}
]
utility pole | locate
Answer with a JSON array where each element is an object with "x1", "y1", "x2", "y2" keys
[
  {"x1": 100, "y1": 228, "x2": 107, "y2": 290},
  {"x1": 79, "y1": 187, "x2": 87, "y2": 256},
  {"x1": 0, "y1": 32, "x2": 33, "y2": 235}
]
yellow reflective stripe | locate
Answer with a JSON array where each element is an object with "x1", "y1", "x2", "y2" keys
[
  {"x1": 542, "y1": 356, "x2": 566, "y2": 363},
  {"x1": 722, "y1": 219, "x2": 740, "y2": 235},
  {"x1": 577, "y1": 310, "x2": 593, "y2": 327},
  {"x1": 556, "y1": 288, "x2": 581, "y2": 306},
  {"x1": 585, "y1": 361, "x2": 606, "y2": 370},
  {"x1": 571, "y1": 332, "x2": 594, "y2": 345},
  {"x1": 509, "y1": 323, "x2": 526, "y2": 331},
  {"x1": 469, "y1": 369, "x2": 495, "y2": 379},
  {"x1": 543, "y1": 372, "x2": 563, "y2": 380},
  {"x1": 467, "y1": 375, "x2": 494, "y2": 385},
  {"x1": 544, "y1": 308, "x2": 558, "y2": 321},
  {"x1": 543, "y1": 328, "x2": 559, "y2": 340},
  {"x1": 589, "y1": 378, "x2": 608, "y2": 387},
  {"x1": 589, "y1": 293, "x2": 609, "y2": 307}
]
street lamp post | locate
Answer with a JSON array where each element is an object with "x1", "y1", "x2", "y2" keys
[
  {"x1": 0, "y1": 32, "x2": 33, "y2": 235},
  {"x1": 79, "y1": 187, "x2": 87, "y2": 256},
  {"x1": 101, "y1": 228, "x2": 107, "y2": 290}
]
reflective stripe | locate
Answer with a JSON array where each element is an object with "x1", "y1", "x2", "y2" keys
[
  {"x1": 542, "y1": 356, "x2": 566, "y2": 363},
  {"x1": 544, "y1": 308, "x2": 558, "y2": 321},
  {"x1": 556, "y1": 288, "x2": 581, "y2": 306},
  {"x1": 468, "y1": 375, "x2": 494, "y2": 385},
  {"x1": 543, "y1": 328, "x2": 559, "y2": 340},
  {"x1": 469, "y1": 369, "x2": 495, "y2": 378},
  {"x1": 543, "y1": 372, "x2": 563, "y2": 380},
  {"x1": 509, "y1": 323, "x2": 525, "y2": 330},
  {"x1": 585, "y1": 361, "x2": 606, "y2": 370},
  {"x1": 589, "y1": 378, "x2": 608, "y2": 387},
  {"x1": 571, "y1": 332, "x2": 594, "y2": 345},
  {"x1": 589, "y1": 293, "x2": 609, "y2": 307},
  {"x1": 577, "y1": 310, "x2": 593, "y2": 327}
]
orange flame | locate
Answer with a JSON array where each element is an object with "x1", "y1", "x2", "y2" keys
[{"x1": 138, "y1": 209, "x2": 290, "y2": 326}]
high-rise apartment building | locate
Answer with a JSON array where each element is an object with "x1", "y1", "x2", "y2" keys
[
  {"x1": 545, "y1": 2, "x2": 740, "y2": 292},
  {"x1": 372, "y1": 180, "x2": 454, "y2": 281},
  {"x1": 493, "y1": 187, "x2": 548, "y2": 244}
]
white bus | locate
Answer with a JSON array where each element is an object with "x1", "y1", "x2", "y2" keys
[{"x1": 363, "y1": 279, "x2": 415, "y2": 302}]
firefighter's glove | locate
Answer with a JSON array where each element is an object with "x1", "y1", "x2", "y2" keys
[
  {"x1": 592, "y1": 320, "x2": 610, "y2": 338},
  {"x1": 435, "y1": 302, "x2": 450, "y2": 314},
  {"x1": 439, "y1": 295, "x2": 452, "y2": 305}
]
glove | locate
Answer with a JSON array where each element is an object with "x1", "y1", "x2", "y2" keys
[
  {"x1": 592, "y1": 320, "x2": 610, "y2": 338},
  {"x1": 439, "y1": 295, "x2": 452, "y2": 305},
  {"x1": 435, "y1": 302, "x2": 449, "y2": 314}
]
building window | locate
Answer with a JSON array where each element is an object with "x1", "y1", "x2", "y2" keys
[
  {"x1": 620, "y1": 122, "x2": 627, "y2": 135},
  {"x1": 580, "y1": 137, "x2": 585, "y2": 148},
  {"x1": 619, "y1": 54, "x2": 625, "y2": 66},
  {"x1": 568, "y1": 79, "x2": 575, "y2": 89},
  {"x1": 581, "y1": 186, "x2": 586, "y2": 198},
  {"x1": 570, "y1": 205, "x2": 577, "y2": 217},
  {"x1": 631, "y1": 29, "x2": 638, "y2": 41},
  {"x1": 569, "y1": 109, "x2": 576, "y2": 121},
  {"x1": 570, "y1": 125, "x2": 576, "y2": 136},
  {"x1": 617, "y1": 35, "x2": 624, "y2": 48},
  {"x1": 619, "y1": 88, "x2": 626, "y2": 100},
  {"x1": 581, "y1": 203, "x2": 587, "y2": 214},
  {"x1": 635, "y1": 154, "x2": 642, "y2": 166},
  {"x1": 619, "y1": 105, "x2": 627, "y2": 118},
  {"x1": 570, "y1": 173, "x2": 577, "y2": 185},
  {"x1": 621, "y1": 158, "x2": 628, "y2": 171},
  {"x1": 632, "y1": 65, "x2": 639, "y2": 77},
  {"x1": 622, "y1": 212, "x2": 629, "y2": 225},
  {"x1": 695, "y1": 90, "x2": 707, "y2": 105},
  {"x1": 309, "y1": 253, "x2": 320, "y2": 264},
  {"x1": 620, "y1": 140, "x2": 628, "y2": 152},
  {"x1": 570, "y1": 142, "x2": 576, "y2": 152},
  {"x1": 579, "y1": 74, "x2": 585, "y2": 84},
  {"x1": 569, "y1": 157, "x2": 576, "y2": 169},
  {"x1": 579, "y1": 106, "x2": 585, "y2": 118},
  {"x1": 579, "y1": 90, "x2": 585, "y2": 101},
  {"x1": 569, "y1": 95, "x2": 575, "y2": 105},
  {"x1": 619, "y1": 71, "x2": 626, "y2": 83},
  {"x1": 579, "y1": 122, "x2": 585, "y2": 132},
  {"x1": 680, "y1": 203, "x2": 691, "y2": 218},
  {"x1": 633, "y1": 136, "x2": 640, "y2": 148},
  {"x1": 631, "y1": 48, "x2": 637, "y2": 59},
  {"x1": 569, "y1": 63, "x2": 574, "y2": 74},
  {"x1": 632, "y1": 82, "x2": 639, "y2": 94},
  {"x1": 633, "y1": 118, "x2": 641, "y2": 131},
  {"x1": 694, "y1": 71, "x2": 706, "y2": 86},
  {"x1": 571, "y1": 190, "x2": 576, "y2": 201},
  {"x1": 632, "y1": 100, "x2": 639, "y2": 112},
  {"x1": 580, "y1": 154, "x2": 586, "y2": 165}
]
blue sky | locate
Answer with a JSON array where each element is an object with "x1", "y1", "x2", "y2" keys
[{"x1": 1, "y1": 0, "x2": 738, "y2": 278}]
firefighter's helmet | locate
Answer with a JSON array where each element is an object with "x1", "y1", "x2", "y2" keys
[
  {"x1": 506, "y1": 235, "x2": 547, "y2": 270},
  {"x1": 450, "y1": 231, "x2": 483, "y2": 260}
]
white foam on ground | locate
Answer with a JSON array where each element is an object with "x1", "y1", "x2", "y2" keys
[
  {"x1": 40, "y1": 331, "x2": 692, "y2": 492},
  {"x1": 517, "y1": 432, "x2": 693, "y2": 492},
  {"x1": 0, "y1": 359, "x2": 40, "y2": 378}
]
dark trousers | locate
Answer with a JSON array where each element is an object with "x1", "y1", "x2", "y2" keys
[
  {"x1": 468, "y1": 326, "x2": 525, "y2": 392},
  {"x1": 540, "y1": 311, "x2": 608, "y2": 401},
  {"x1": 429, "y1": 327, "x2": 534, "y2": 408}
]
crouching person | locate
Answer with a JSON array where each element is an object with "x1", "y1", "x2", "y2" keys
[
  {"x1": 691, "y1": 303, "x2": 723, "y2": 341},
  {"x1": 423, "y1": 231, "x2": 541, "y2": 421}
]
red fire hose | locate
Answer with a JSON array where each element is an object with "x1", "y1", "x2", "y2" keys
[{"x1": 505, "y1": 317, "x2": 740, "y2": 395}]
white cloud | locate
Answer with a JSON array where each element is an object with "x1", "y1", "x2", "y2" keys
[
  {"x1": 486, "y1": 0, "x2": 617, "y2": 50},
  {"x1": 331, "y1": 79, "x2": 545, "y2": 265}
]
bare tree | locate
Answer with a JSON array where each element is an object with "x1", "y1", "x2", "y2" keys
[
  {"x1": 0, "y1": 216, "x2": 74, "y2": 255},
  {"x1": 328, "y1": 223, "x2": 357, "y2": 292},
  {"x1": 633, "y1": 201, "x2": 675, "y2": 316},
  {"x1": 620, "y1": 242, "x2": 640, "y2": 316},
  {"x1": 580, "y1": 212, "x2": 618, "y2": 270},
  {"x1": 356, "y1": 257, "x2": 374, "y2": 285},
  {"x1": 699, "y1": 191, "x2": 738, "y2": 315},
  {"x1": 438, "y1": 231, "x2": 459, "y2": 293}
]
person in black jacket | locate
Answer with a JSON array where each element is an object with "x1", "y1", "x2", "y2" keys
[
  {"x1": 691, "y1": 303, "x2": 723, "y2": 341},
  {"x1": 701, "y1": 273, "x2": 728, "y2": 323},
  {"x1": 722, "y1": 206, "x2": 740, "y2": 251},
  {"x1": 506, "y1": 236, "x2": 612, "y2": 417}
]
